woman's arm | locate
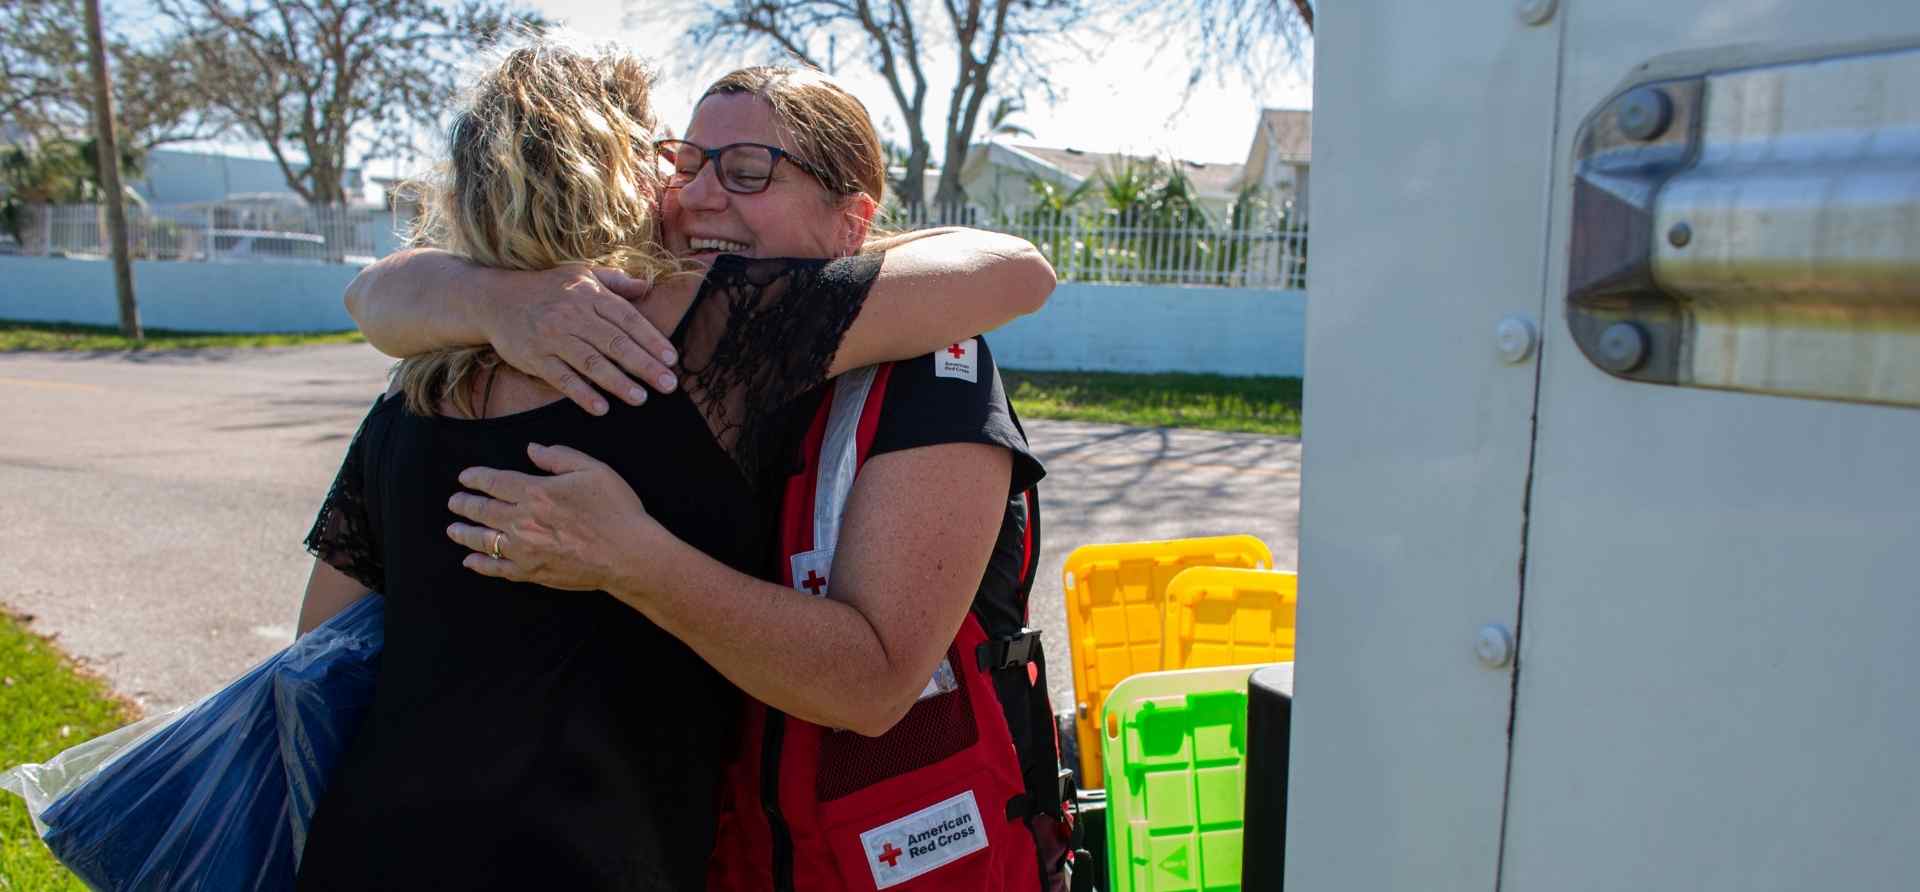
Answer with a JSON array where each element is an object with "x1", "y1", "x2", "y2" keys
[
  {"x1": 826, "y1": 229, "x2": 1055, "y2": 376},
  {"x1": 346, "y1": 250, "x2": 686, "y2": 415},
  {"x1": 636, "y1": 444, "x2": 1007, "y2": 733},
  {"x1": 445, "y1": 442, "x2": 1009, "y2": 735},
  {"x1": 296, "y1": 559, "x2": 373, "y2": 637},
  {"x1": 345, "y1": 229, "x2": 1054, "y2": 410}
]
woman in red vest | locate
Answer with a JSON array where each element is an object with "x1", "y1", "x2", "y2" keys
[{"x1": 345, "y1": 66, "x2": 1069, "y2": 891}]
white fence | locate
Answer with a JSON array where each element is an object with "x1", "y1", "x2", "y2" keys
[
  {"x1": 5, "y1": 199, "x2": 1308, "y2": 289},
  {"x1": 9, "y1": 201, "x2": 393, "y2": 264},
  {"x1": 884, "y1": 205, "x2": 1309, "y2": 289}
]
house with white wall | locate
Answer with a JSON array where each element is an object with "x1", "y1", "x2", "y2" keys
[
  {"x1": 1240, "y1": 108, "x2": 1312, "y2": 215},
  {"x1": 130, "y1": 148, "x2": 369, "y2": 207},
  {"x1": 945, "y1": 107, "x2": 1312, "y2": 224},
  {"x1": 953, "y1": 142, "x2": 1246, "y2": 222}
]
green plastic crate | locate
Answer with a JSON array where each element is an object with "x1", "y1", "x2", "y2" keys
[{"x1": 1100, "y1": 664, "x2": 1265, "y2": 892}]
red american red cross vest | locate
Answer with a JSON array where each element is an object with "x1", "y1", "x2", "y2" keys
[{"x1": 706, "y1": 363, "x2": 1061, "y2": 892}]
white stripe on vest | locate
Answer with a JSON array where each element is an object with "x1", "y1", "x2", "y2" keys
[{"x1": 790, "y1": 365, "x2": 956, "y2": 702}]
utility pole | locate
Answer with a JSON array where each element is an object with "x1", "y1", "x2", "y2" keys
[{"x1": 82, "y1": 0, "x2": 141, "y2": 339}]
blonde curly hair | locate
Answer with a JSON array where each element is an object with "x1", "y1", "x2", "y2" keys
[{"x1": 394, "y1": 35, "x2": 676, "y2": 418}]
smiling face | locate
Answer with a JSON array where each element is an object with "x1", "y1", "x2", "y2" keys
[{"x1": 663, "y1": 92, "x2": 867, "y2": 268}]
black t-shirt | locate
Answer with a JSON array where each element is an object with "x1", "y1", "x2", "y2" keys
[
  {"x1": 867, "y1": 336, "x2": 1043, "y2": 495},
  {"x1": 297, "y1": 254, "x2": 881, "y2": 892}
]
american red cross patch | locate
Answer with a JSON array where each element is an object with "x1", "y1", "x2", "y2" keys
[
  {"x1": 934, "y1": 338, "x2": 979, "y2": 383},
  {"x1": 859, "y1": 790, "x2": 989, "y2": 888},
  {"x1": 789, "y1": 547, "x2": 834, "y2": 598}
]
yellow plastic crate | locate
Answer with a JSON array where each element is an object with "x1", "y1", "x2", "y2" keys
[
  {"x1": 1063, "y1": 535, "x2": 1273, "y2": 787},
  {"x1": 1163, "y1": 567, "x2": 1298, "y2": 671}
]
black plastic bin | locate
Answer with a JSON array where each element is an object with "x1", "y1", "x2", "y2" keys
[{"x1": 1242, "y1": 663, "x2": 1294, "y2": 891}]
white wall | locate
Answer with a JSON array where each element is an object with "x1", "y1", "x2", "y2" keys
[
  {"x1": 987, "y1": 282, "x2": 1306, "y2": 378},
  {"x1": 0, "y1": 257, "x2": 359, "y2": 332},
  {"x1": 0, "y1": 259, "x2": 1308, "y2": 379}
]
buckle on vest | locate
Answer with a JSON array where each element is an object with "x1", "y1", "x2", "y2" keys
[{"x1": 976, "y1": 628, "x2": 1042, "y2": 671}]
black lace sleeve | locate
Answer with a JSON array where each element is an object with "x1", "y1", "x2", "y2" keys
[
  {"x1": 678, "y1": 252, "x2": 884, "y2": 481},
  {"x1": 303, "y1": 399, "x2": 386, "y2": 592}
]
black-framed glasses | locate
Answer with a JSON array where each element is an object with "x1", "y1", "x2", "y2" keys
[{"x1": 654, "y1": 139, "x2": 830, "y2": 195}]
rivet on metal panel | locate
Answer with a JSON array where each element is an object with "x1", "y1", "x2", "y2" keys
[
  {"x1": 1475, "y1": 624, "x2": 1514, "y2": 669},
  {"x1": 1495, "y1": 315, "x2": 1539, "y2": 365},
  {"x1": 1515, "y1": 0, "x2": 1556, "y2": 26},
  {"x1": 1596, "y1": 322, "x2": 1650, "y2": 373},
  {"x1": 1667, "y1": 221, "x2": 1693, "y2": 248},
  {"x1": 1617, "y1": 87, "x2": 1674, "y2": 141}
]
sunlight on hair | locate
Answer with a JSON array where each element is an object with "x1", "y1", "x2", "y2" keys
[{"x1": 392, "y1": 30, "x2": 681, "y2": 418}]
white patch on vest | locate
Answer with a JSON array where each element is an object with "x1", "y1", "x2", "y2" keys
[
  {"x1": 916, "y1": 657, "x2": 958, "y2": 701},
  {"x1": 934, "y1": 339, "x2": 979, "y2": 383},
  {"x1": 859, "y1": 790, "x2": 990, "y2": 889},
  {"x1": 790, "y1": 547, "x2": 834, "y2": 598}
]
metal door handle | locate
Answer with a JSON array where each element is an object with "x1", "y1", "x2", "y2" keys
[{"x1": 1566, "y1": 41, "x2": 1920, "y2": 407}]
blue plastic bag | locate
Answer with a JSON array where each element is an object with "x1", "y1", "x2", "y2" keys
[{"x1": 1, "y1": 595, "x2": 383, "y2": 891}]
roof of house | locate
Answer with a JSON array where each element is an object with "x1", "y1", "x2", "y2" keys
[
  {"x1": 1250, "y1": 108, "x2": 1313, "y2": 164},
  {"x1": 994, "y1": 143, "x2": 1247, "y2": 199}
]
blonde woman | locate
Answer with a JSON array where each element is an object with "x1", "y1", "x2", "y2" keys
[
  {"x1": 343, "y1": 65, "x2": 1067, "y2": 891},
  {"x1": 294, "y1": 46, "x2": 1052, "y2": 891}
]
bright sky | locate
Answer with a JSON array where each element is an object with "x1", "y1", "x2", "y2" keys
[
  {"x1": 160, "y1": 1, "x2": 1314, "y2": 192},
  {"x1": 539, "y1": 1, "x2": 1312, "y2": 166}
]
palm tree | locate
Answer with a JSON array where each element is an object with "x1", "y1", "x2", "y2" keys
[
  {"x1": 987, "y1": 97, "x2": 1033, "y2": 140},
  {"x1": 1019, "y1": 174, "x2": 1094, "y2": 279},
  {"x1": 0, "y1": 138, "x2": 145, "y2": 254},
  {"x1": 1026, "y1": 175, "x2": 1093, "y2": 219},
  {"x1": 880, "y1": 139, "x2": 919, "y2": 220},
  {"x1": 1097, "y1": 156, "x2": 1161, "y2": 226}
]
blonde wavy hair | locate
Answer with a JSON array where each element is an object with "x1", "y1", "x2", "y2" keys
[{"x1": 393, "y1": 36, "x2": 676, "y2": 418}]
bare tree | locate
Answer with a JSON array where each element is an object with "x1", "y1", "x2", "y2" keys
[
  {"x1": 154, "y1": 0, "x2": 542, "y2": 206},
  {"x1": 1130, "y1": 0, "x2": 1313, "y2": 90},
  {"x1": 930, "y1": 0, "x2": 1076, "y2": 206},
  {"x1": 666, "y1": 0, "x2": 1088, "y2": 209},
  {"x1": 1, "y1": 0, "x2": 85, "y2": 141},
  {"x1": 2, "y1": 0, "x2": 214, "y2": 150}
]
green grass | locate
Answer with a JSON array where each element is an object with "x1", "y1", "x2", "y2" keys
[
  {"x1": 1005, "y1": 370, "x2": 1303, "y2": 436},
  {"x1": 0, "y1": 609, "x2": 138, "y2": 891},
  {"x1": 0, "y1": 320, "x2": 363, "y2": 352}
]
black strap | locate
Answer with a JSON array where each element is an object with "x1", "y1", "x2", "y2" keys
[
  {"x1": 976, "y1": 627, "x2": 1043, "y2": 671},
  {"x1": 981, "y1": 630, "x2": 1073, "y2": 824},
  {"x1": 1006, "y1": 768, "x2": 1077, "y2": 821}
]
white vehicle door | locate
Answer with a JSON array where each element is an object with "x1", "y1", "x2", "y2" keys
[
  {"x1": 1288, "y1": 2, "x2": 1565, "y2": 889},
  {"x1": 1296, "y1": 2, "x2": 1920, "y2": 890},
  {"x1": 1504, "y1": 5, "x2": 1920, "y2": 891}
]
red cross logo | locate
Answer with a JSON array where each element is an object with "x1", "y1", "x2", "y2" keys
[
  {"x1": 878, "y1": 842, "x2": 904, "y2": 868},
  {"x1": 946, "y1": 343, "x2": 967, "y2": 359},
  {"x1": 801, "y1": 570, "x2": 828, "y2": 595}
]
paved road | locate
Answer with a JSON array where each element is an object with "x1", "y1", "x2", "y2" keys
[{"x1": 0, "y1": 344, "x2": 1298, "y2": 719}]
